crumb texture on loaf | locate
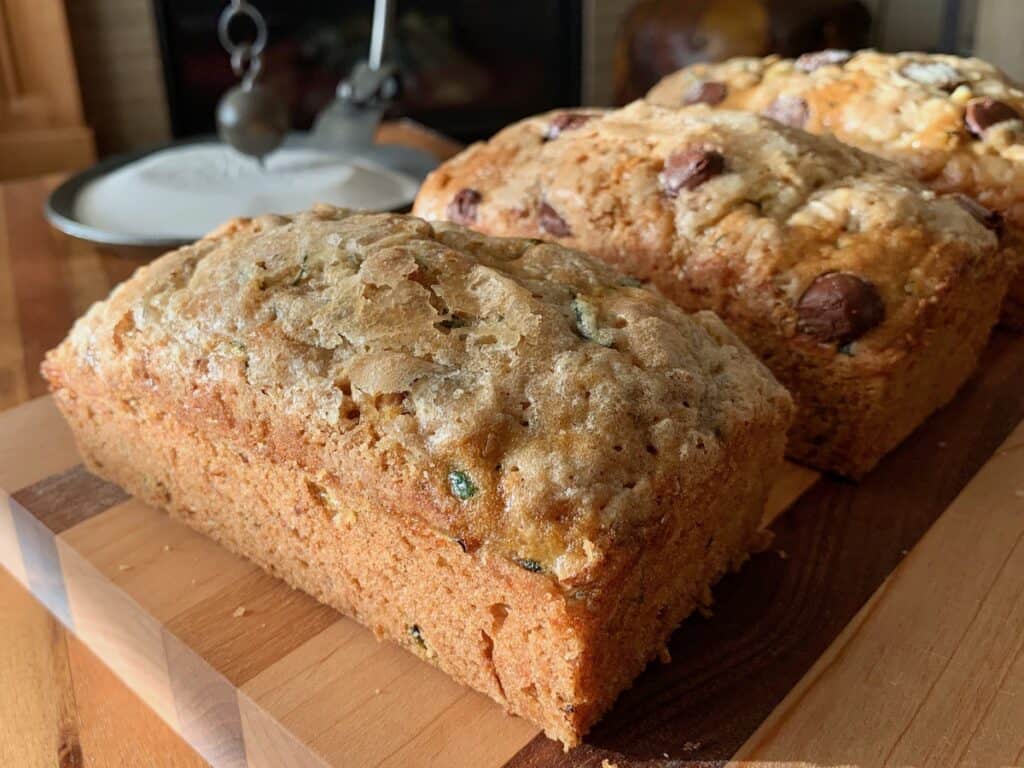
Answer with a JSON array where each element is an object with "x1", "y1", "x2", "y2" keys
[{"x1": 44, "y1": 206, "x2": 790, "y2": 581}]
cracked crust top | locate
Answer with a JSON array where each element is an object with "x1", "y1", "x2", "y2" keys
[
  {"x1": 646, "y1": 50, "x2": 1024, "y2": 226},
  {"x1": 413, "y1": 101, "x2": 1001, "y2": 363},
  {"x1": 43, "y1": 206, "x2": 791, "y2": 584}
]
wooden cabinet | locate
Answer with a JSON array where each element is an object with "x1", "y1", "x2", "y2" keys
[{"x1": 0, "y1": 0, "x2": 94, "y2": 180}]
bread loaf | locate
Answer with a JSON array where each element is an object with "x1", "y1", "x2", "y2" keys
[
  {"x1": 647, "y1": 50, "x2": 1024, "y2": 327},
  {"x1": 43, "y1": 206, "x2": 792, "y2": 746}
]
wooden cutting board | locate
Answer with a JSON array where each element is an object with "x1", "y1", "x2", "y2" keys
[{"x1": 2, "y1": 329, "x2": 1024, "y2": 767}]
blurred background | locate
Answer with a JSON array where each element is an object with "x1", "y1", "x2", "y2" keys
[{"x1": 2, "y1": 0, "x2": 1023, "y2": 181}]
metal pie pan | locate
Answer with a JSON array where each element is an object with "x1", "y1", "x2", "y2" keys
[{"x1": 45, "y1": 133, "x2": 438, "y2": 257}]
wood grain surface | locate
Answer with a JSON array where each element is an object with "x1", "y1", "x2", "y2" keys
[
  {"x1": 735, "y1": 419, "x2": 1024, "y2": 767},
  {"x1": 0, "y1": 0, "x2": 96, "y2": 180},
  {"x1": 0, "y1": 567, "x2": 80, "y2": 767}
]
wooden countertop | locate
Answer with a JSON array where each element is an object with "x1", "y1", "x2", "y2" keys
[
  {"x1": 0, "y1": 122, "x2": 459, "y2": 768},
  {"x1": 2, "y1": 120, "x2": 1024, "y2": 767}
]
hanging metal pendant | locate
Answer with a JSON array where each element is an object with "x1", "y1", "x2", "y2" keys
[
  {"x1": 215, "y1": 0, "x2": 288, "y2": 164},
  {"x1": 216, "y1": 82, "x2": 288, "y2": 163}
]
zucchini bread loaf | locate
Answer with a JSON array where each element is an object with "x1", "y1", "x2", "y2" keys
[
  {"x1": 43, "y1": 206, "x2": 792, "y2": 747},
  {"x1": 412, "y1": 101, "x2": 1010, "y2": 477},
  {"x1": 646, "y1": 50, "x2": 1024, "y2": 327}
]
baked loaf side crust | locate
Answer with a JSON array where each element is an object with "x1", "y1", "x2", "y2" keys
[
  {"x1": 412, "y1": 102, "x2": 1009, "y2": 476},
  {"x1": 43, "y1": 207, "x2": 792, "y2": 746},
  {"x1": 646, "y1": 50, "x2": 1024, "y2": 327}
]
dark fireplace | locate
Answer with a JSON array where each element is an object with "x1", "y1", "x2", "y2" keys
[{"x1": 154, "y1": 0, "x2": 583, "y2": 144}]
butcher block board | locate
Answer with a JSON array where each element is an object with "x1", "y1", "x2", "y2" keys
[{"x1": 3, "y1": 331, "x2": 1024, "y2": 767}]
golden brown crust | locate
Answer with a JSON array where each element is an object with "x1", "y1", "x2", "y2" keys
[
  {"x1": 646, "y1": 50, "x2": 1024, "y2": 325},
  {"x1": 42, "y1": 206, "x2": 791, "y2": 577},
  {"x1": 42, "y1": 207, "x2": 791, "y2": 746},
  {"x1": 412, "y1": 102, "x2": 1009, "y2": 475},
  {"x1": 647, "y1": 51, "x2": 1024, "y2": 222}
]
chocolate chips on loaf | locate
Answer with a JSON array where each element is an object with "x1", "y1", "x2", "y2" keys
[
  {"x1": 660, "y1": 149, "x2": 725, "y2": 197},
  {"x1": 965, "y1": 98, "x2": 1021, "y2": 138},
  {"x1": 763, "y1": 95, "x2": 809, "y2": 129},
  {"x1": 683, "y1": 81, "x2": 728, "y2": 106},
  {"x1": 797, "y1": 272, "x2": 885, "y2": 346},
  {"x1": 539, "y1": 201, "x2": 572, "y2": 237},
  {"x1": 795, "y1": 49, "x2": 852, "y2": 73},
  {"x1": 954, "y1": 194, "x2": 1003, "y2": 233},
  {"x1": 545, "y1": 112, "x2": 597, "y2": 140},
  {"x1": 899, "y1": 61, "x2": 964, "y2": 92},
  {"x1": 448, "y1": 188, "x2": 482, "y2": 225}
]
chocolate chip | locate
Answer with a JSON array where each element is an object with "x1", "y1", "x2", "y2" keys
[
  {"x1": 660, "y1": 149, "x2": 726, "y2": 197},
  {"x1": 538, "y1": 202, "x2": 572, "y2": 237},
  {"x1": 899, "y1": 61, "x2": 964, "y2": 92},
  {"x1": 683, "y1": 80, "x2": 728, "y2": 106},
  {"x1": 545, "y1": 112, "x2": 596, "y2": 140},
  {"x1": 954, "y1": 194, "x2": 1003, "y2": 233},
  {"x1": 763, "y1": 95, "x2": 809, "y2": 128},
  {"x1": 447, "y1": 188, "x2": 482, "y2": 225},
  {"x1": 965, "y1": 98, "x2": 1021, "y2": 138},
  {"x1": 796, "y1": 272, "x2": 885, "y2": 345},
  {"x1": 795, "y1": 49, "x2": 852, "y2": 73}
]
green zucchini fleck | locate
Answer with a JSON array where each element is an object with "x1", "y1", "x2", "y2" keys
[
  {"x1": 514, "y1": 558, "x2": 544, "y2": 573},
  {"x1": 448, "y1": 470, "x2": 476, "y2": 501},
  {"x1": 839, "y1": 342, "x2": 855, "y2": 356},
  {"x1": 570, "y1": 297, "x2": 613, "y2": 347},
  {"x1": 618, "y1": 276, "x2": 642, "y2": 288},
  {"x1": 409, "y1": 624, "x2": 426, "y2": 649},
  {"x1": 291, "y1": 253, "x2": 309, "y2": 286}
]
